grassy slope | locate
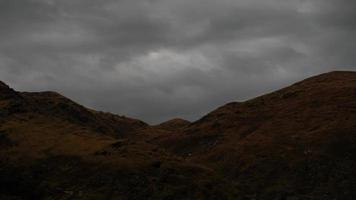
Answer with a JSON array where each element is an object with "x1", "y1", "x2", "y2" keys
[
  {"x1": 157, "y1": 71, "x2": 356, "y2": 199},
  {"x1": 0, "y1": 82, "x2": 234, "y2": 200},
  {"x1": 1, "y1": 72, "x2": 356, "y2": 199}
]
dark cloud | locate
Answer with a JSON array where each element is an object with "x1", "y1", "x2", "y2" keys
[{"x1": 0, "y1": 0, "x2": 355, "y2": 123}]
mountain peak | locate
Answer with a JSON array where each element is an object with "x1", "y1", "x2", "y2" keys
[
  {"x1": 0, "y1": 81, "x2": 19, "y2": 100},
  {"x1": 0, "y1": 80, "x2": 10, "y2": 89},
  {"x1": 155, "y1": 118, "x2": 191, "y2": 131},
  {"x1": 292, "y1": 71, "x2": 356, "y2": 86}
]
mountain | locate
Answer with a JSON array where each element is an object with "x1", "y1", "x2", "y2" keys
[
  {"x1": 154, "y1": 118, "x2": 191, "y2": 131},
  {"x1": 158, "y1": 71, "x2": 356, "y2": 199},
  {"x1": 0, "y1": 81, "x2": 232, "y2": 200},
  {"x1": 1, "y1": 71, "x2": 356, "y2": 199}
]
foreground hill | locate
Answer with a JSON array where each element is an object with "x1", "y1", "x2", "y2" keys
[
  {"x1": 158, "y1": 71, "x2": 356, "y2": 199},
  {"x1": 1, "y1": 71, "x2": 356, "y2": 199},
  {"x1": 0, "y1": 81, "x2": 233, "y2": 200}
]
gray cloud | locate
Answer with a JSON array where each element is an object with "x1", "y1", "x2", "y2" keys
[{"x1": 0, "y1": 0, "x2": 355, "y2": 123}]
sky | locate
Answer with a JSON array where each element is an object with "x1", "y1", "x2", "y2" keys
[{"x1": 0, "y1": 0, "x2": 356, "y2": 124}]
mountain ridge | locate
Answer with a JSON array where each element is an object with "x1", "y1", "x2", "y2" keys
[{"x1": 1, "y1": 71, "x2": 356, "y2": 199}]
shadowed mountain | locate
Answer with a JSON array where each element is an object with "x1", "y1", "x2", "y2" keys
[
  {"x1": 1, "y1": 71, "x2": 356, "y2": 199},
  {"x1": 154, "y1": 118, "x2": 191, "y2": 131},
  {"x1": 158, "y1": 71, "x2": 356, "y2": 199},
  {"x1": 0, "y1": 81, "x2": 232, "y2": 200},
  {"x1": 1, "y1": 82, "x2": 148, "y2": 138}
]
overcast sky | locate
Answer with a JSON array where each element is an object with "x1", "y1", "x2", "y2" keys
[{"x1": 0, "y1": 0, "x2": 355, "y2": 124}]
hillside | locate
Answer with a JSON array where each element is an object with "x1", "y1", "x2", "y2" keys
[
  {"x1": 154, "y1": 118, "x2": 191, "y2": 131},
  {"x1": 1, "y1": 71, "x2": 356, "y2": 199},
  {"x1": 0, "y1": 81, "x2": 233, "y2": 200},
  {"x1": 158, "y1": 71, "x2": 356, "y2": 199}
]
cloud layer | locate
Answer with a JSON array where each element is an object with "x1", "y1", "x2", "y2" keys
[{"x1": 1, "y1": 0, "x2": 356, "y2": 123}]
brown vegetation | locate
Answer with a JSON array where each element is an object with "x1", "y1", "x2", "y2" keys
[{"x1": 1, "y1": 71, "x2": 356, "y2": 199}]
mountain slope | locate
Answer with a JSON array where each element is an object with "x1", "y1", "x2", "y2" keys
[
  {"x1": 1, "y1": 71, "x2": 356, "y2": 199},
  {"x1": 0, "y1": 81, "x2": 233, "y2": 200},
  {"x1": 154, "y1": 118, "x2": 191, "y2": 131},
  {"x1": 158, "y1": 71, "x2": 356, "y2": 199}
]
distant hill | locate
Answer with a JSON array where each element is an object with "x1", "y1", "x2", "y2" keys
[
  {"x1": 154, "y1": 118, "x2": 191, "y2": 131},
  {"x1": 1, "y1": 71, "x2": 356, "y2": 199}
]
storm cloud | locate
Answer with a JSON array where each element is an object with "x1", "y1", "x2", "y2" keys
[{"x1": 1, "y1": 0, "x2": 355, "y2": 123}]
